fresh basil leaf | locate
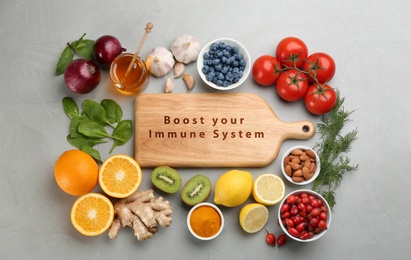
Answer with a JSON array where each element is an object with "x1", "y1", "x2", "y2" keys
[
  {"x1": 55, "y1": 46, "x2": 74, "y2": 75},
  {"x1": 66, "y1": 135, "x2": 107, "y2": 148},
  {"x1": 101, "y1": 99, "x2": 123, "y2": 124},
  {"x1": 80, "y1": 145, "x2": 102, "y2": 163},
  {"x1": 109, "y1": 120, "x2": 133, "y2": 153},
  {"x1": 78, "y1": 118, "x2": 111, "y2": 139},
  {"x1": 62, "y1": 97, "x2": 79, "y2": 119},
  {"x1": 74, "y1": 39, "x2": 95, "y2": 60},
  {"x1": 82, "y1": 99, "x2": 113, "y2": 127}
]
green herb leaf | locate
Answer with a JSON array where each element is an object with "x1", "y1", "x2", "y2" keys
[
  {"x1": 110, "y1": 120, "x2": 133, "y2": 153},
  {"x1": 66, "y1": 135, "x2": 107, "y2": 149},
  {"x1": 80, "y1": 145, "x2": 102, "y2": 163},
  {"x1": 69, "y1": 116, "x2": 86, "y2": 138},
  {"x1": 73, "y1": 39, "x2": 95, "y2": 60},
  {"x1": 55, "y1": 46, "x2": 74, "y2": 75},
  {"x1": 62, "y1": 97, "x2": 79, "y2": 119},
  {"x1": 78, "y1": 118, "x2": 111, "y2": 139},
  {"x1": 312, "y1": 94, "x2": 359, "y2": 210},
  {"x1": 101, "y1": 99, "x2": 123, "y2": 124},
  {"x1": 82, "y1": 99, "x2": 113, "y2": 127}
]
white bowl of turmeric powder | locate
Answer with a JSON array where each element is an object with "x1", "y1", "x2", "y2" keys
[{"x1": 187, "y1": 202, "x2": 224, "y2": 240}]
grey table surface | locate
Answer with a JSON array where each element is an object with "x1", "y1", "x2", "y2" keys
[{"x1": 1, "y1": 0, "x2": 410, "y2": 259}]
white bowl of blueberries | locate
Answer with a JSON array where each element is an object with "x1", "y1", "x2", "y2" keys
[{"x1": 197, "y1": 38, "x2": 251, "y2": 90}]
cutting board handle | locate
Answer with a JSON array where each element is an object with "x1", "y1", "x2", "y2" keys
[{"x1": 280, "y1": 120, "x2": 316, "y2": 140}]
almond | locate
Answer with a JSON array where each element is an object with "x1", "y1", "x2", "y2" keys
[
  {"x1": 291, "y1": 149, "x2": 304, "y2": 156},
  {"x1": 306, "y1": 149, "x2": 316, "y2": 160},
  {"x1": 300, "y1": 154, "x2": 310, "y2": 161},
  {"x1": 293, "y1": 169, "x2": 303, "y2": 177},
  {"x1": 292, "y1": 176, "x2": 304, "y2": 183},
  {"x1": 304, "y1": 159, "x2": 311, "y2": 169},
  {"x1": 284, "y1": 156, "x2": 290, "y2": 167},
  {"x1": 302, "y1": 167, "x2": 311, "y2": 179},
  {"x1": 289, "y1": 162, "x2": 301, "y2": 171},
  {"x1": 285, "y1": 165, "x2": 292, "y2": 176},
  {"x1": 291, "y1": 158, "x2": 301, "y2": 164},
  {"x1": 310, "y1": 162, "x2": 316, "y2": 173}
]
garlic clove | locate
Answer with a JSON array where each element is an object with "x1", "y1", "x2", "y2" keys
[
  {"x1": 165, "y1": 77, "x2": 174, "y2": 93},
  {"x1": 173, "y1": 62, "x2": 185, "y2": 79},
  {"x1": 183, "y1": 74, "x2": 195, "y2": 92}
]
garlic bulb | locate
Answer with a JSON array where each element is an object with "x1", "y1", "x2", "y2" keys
[
  {"x1": 171, "y1": 35, "x2": 201, "y2": 64},
  {"x1": 145, "y1": 46, "x2": 175, "y2": 77}
]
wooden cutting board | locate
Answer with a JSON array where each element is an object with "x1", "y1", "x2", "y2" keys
[{"x1": 134, "y1": 93, "x2": 315, "y2": 168}]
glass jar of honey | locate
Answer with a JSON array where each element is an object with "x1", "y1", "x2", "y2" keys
[{"x1": 109, "y1": 53, "x2": 149, "y2": 95}]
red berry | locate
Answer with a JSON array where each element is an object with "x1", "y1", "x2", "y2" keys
[
  {"x1": 277, "y1": 234, "x2": 287, "y2": 247},
  {"x1": 288, "y1": 227, "x2": 300, "y2": 237},
  {"x1": 286, "y1": 194, "x2": 298, "y2": 204},
  {"x1": 265, "y1": 229, "x2": 276, "y2": 246},
  {"x1": 280, "y1": 203, "x2": 290, "y2": 214}
]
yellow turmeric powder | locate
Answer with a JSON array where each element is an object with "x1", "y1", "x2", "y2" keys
[{"x1": 190, "y1": 205, "x2": 221, "y2": 238}]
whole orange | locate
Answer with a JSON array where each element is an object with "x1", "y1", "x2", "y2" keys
[{"x1": 54, "y1": 149, "x2": 99, "y2": 196}]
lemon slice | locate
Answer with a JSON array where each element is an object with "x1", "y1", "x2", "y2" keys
[
  {"x1": 252, "y1": 173, "x2": 285, "y2": 206},
  {"x1": 239, "y1": 203, "x2": 269, "y2": 233},
  {"x1": 71, "y1": 193, "x2": 114, "y2": 236},
  {"x1": 99, "y1": 154, "x2": 142, "y2": 198}
]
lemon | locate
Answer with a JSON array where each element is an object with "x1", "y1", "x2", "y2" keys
[
  {"x1": 239, "y1": 203, "x2": 269, "y2": 233},
  {"x1": 252, "y1": 173, "x2": 285, "y2": 206},
  {"x1": 213, "y1": 170, "x2": 253, "y2": 207}
]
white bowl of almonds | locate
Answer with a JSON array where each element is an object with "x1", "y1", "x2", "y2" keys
[{"x1": 281, "y1": 145, "x2": 320, "y2": 185}]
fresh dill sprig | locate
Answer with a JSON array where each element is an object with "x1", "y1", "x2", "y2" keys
[{"x1": 312, "y1": 94, "x2": 359, "y2": 210}]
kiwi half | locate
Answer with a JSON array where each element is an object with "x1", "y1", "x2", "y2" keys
[
  {"x1": 151, "y1": 166, "x2": 182, "y2": 194},
  {"x1": 181, "y1": 175, "x2": 212, "y2": 206}
]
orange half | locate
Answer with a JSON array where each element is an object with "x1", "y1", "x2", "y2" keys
[
  {"x1": 99, "y1": 154, "x2": 142, "y2": 198},
  {"x1": 70, "y1": 193, "x2": 114, "y2": 236}
]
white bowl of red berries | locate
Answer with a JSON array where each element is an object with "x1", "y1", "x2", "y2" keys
[
  {"x1": 278, "y1": 189, "x2": 331, "y2": 242},
  {"x1": 197, "y1": 38, "x2": 251, "y2": 90}
]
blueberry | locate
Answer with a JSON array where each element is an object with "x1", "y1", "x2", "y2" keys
[
  {"x1": 217, "y1": 80, "x2": 223, "y2": 86},
  {"x1": 213, "y1": 59, "x2": 221, "y2": 65},
  {"x1": 216, "y1": 50, "x2": 223, "y2": 57},
  {"x1": 235, "y1": 53, "x2": 243, "y2": 60},
  {"x1": 239, "y1": 60, "x2": 246, "y2": 67},
  {"x1": 210, "y1": 43, "x2": 218, "y2": 51},
  {"x1": 222, "y1": 66, "x2": 229, "y2": 74},
  {"x1": 232, "y1": 60, "x2": 239, "y2": 67},
  {"x1": 232, "y1": 46, "x2": 239, "y2": 53},
  {"x1": 203, "y1": 53, "x2": 210, "y2": 60},
  {"x1": 214, "y1": 64, "x2": 222, "y2": 71},
  {"x1": 223, "y1": 80, "x2": 230, "y2": 87},
  {"x1": 221, "y1": 56, "x2": 227, "y2": 64},
  {"x1": 207, "y1": 59, "x2": 213, "y2": 66},
  {"x1": 202, "y1": 65, "x2": 210, "y2": 74},
  {"x1": 218, "y1": 42, "x2": 226, "y2": 49}
]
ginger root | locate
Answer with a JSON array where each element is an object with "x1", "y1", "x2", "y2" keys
[{"x1": 108, "y1": 189, "x2": 172, "y2": 240}]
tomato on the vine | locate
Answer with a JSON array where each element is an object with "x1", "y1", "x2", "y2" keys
[
  {"x1": 303, "y1": 52, "x2": 336, "y2": 84},
  {"x1": 276, "y1": 69, "x2": 309, "y2": 102},
  {"x1": 305, "y1": 84, "x2": 337, "y2": 115},
  {"x1": 252, "y1": 55, "x2": 281, "y2": 86},
  {"x1": 275, "y1": 37, "x2": 308, "y2": 69}
]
